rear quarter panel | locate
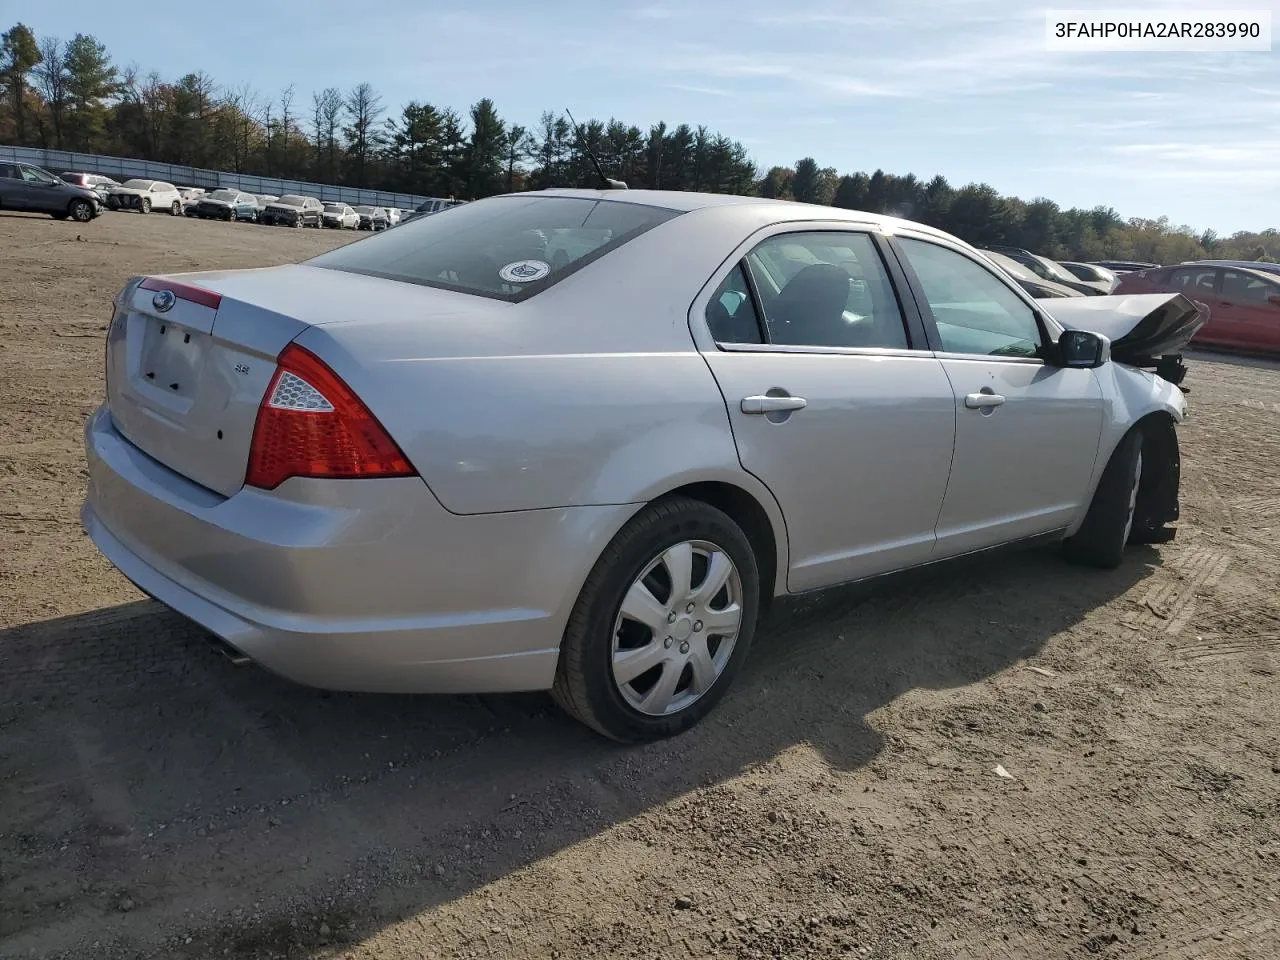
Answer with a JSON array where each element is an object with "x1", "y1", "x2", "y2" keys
[{"x1": 291, "y1": 205, "x2": 800, "y2": 517}]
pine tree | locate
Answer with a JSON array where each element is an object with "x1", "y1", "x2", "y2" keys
[
  {"x1": 62, "y1": 33, "x2": 115, "y2": 151},
  {"x1": 0, "y1": 23, "x2": 41, "y2": 145},
  {"x1": 463, "y1": 98, "x2": 506, "y2": 198}
]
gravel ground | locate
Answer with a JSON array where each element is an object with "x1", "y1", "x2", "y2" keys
[{"x1": 1, "y1": 209, "x2": 1278, "y2": 960}]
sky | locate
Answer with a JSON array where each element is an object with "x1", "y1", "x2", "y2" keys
[{"x1": 17, "y1": 0, "x2": 1280, "y2": 234}]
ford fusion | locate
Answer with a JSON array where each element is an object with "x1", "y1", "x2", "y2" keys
[{"x1": 82, "y1": 190, "x2": 1203, "y2": 741}]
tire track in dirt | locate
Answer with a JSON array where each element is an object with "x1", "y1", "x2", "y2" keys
[{"x1": 1126, "y1": 545, "x2": 1232, "y2": 637}]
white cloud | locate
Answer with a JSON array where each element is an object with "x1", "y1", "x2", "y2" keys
[
  {"x1": 631, "y1": 5, "x2": 678, "y2": 19},
  {"x1": 664, "y1": 84, "x2": 732, "y2": 97}
]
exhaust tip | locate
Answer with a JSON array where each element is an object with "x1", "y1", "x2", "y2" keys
[{"x1": 207, "y1": 634, "x2": 252, "y2": 667}]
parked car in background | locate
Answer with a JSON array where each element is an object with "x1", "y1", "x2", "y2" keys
[
  {"x1": 178, "y1": 187, "x2": 205, "y2": 215},
  {"x1": 1059, "y1": 261, "x2": 1118, "y2": 290},
  {"x1": 978, "y1": 250, "x2": 1086, "y2": 299},
  {"x1": 1093, "y1": 260, "x2": 1160, "y2": 274},
  {"x1": 321, "y1": 203, "x2": 360, "y2": 229},
  {"x1": 1183, "y1": 259, "x2": 1280, "y2": 278},
  {"x1": 59, "y1": 171, "x2": 119, "y2": 201},
  {"x1": 0, "y1": 161, "x2": 100, "y2": 221},
  {"x1": 385, "y1": 207, "x2": 400, "y2": 226},
  {"x1": 107, "y1": 179, "x2": 184, "y2": 215},
  {"x1": 83, "y1": 190, "x2": 1200, "y2": 741},
  {"x1": 195, "y1": 189, "x2": 261, "y2": 222},
  {"x1": 985, "y1": 246, "x2": 1108, "y2": 295},
  {"x1": 1114, "y1": 263, "x2": 1280, "y2": 355},
  {"x1": 400, "y1": 198, "x2": 464, "y2": 226},
  {"x1": 354, "y1": 205, "x2": 390, "y2": 231},
  {"x1": 259, "y1": 195, "x2": 324, "y2": 227},
  {"x1": 254, "y1": 195, "x2": 278, "y2": 211}
]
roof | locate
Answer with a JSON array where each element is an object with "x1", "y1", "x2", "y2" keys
[
  {"x1": 1185, "y1": 259, "x2": 1280, "y2": 274},
  {"x1": 524, "y1": 188, "x2": 958, "y2": 241}
]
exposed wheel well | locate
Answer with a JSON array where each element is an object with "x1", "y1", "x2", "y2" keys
[
  {"x1": 1132, "y1": 411, "x2": 1180, "y2": 538},
  {"x1": 658, "y1": 481, "x2": 780, "y2": 610}
]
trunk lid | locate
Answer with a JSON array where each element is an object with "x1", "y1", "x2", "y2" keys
[
  {"x1": 105, "y1": 265, "x2": 502, "y2": 496},
  {"x1": 105, "y1": 274, "x2": 309, "y2": 497},
  {"x1": 1043, "y1": 292, "x2": 1209, "y2": 364}
]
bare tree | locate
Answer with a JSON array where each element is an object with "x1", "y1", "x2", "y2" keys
[
  {"x1": 140, "y1": 70, "x2": 166, "y2": 158},
  {"x1": 343, "y1": 82, "x2": 384, "y2": 185},
  {"x1": 272, "y1": 83, "x2": 295, "y2": 174},
  {"x1": 311, "y1": 87, "x2": 342, "y2": 183},
  {"x1": 222, "y1": 82, "x2": 262, "y2": 173},
  {"x1": 35, "y1": 36, "x2": 67, "y2": 148}
]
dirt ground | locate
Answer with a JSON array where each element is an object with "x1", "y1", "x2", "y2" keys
[{"x1": 1, "y1": 209, "x2": 1278, "y2": 960}]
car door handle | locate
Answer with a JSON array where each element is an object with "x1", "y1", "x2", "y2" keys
[
  {"x1": 964, "y1": 392, "x2": 1006, "y2": 409},
  {"x1": 741, "y1": 395, "x2": 807, "y2": 415}
]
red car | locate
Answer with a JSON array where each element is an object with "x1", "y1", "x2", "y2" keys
[{"x1": 1114, "y1": 263, "x2": 1280, "y2": 355}]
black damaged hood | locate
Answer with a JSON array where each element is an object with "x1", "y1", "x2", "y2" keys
[{"x1": 1041, "y1": 293, "x2": 1209, "y2": 364}]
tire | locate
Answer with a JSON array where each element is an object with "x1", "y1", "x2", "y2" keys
[
  {"x1": 1063, "y1": 429, "x2": 1143, "y2": 569},
  {"x1": 68, "y1": 198, "x2": 93, "y2": 222},
  {"x1": 552, "y1": 497, "x2": 760, "y2": 742},
  {"x1": 138, "y1": 197, "x2": 151, "y2": 214},
  {"x1": 170, "y1": 200, "x2": 181, "y2": 216}
]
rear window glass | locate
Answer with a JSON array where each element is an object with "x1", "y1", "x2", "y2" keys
[{"x1": 309, "y1": 195, "x2": 682, "y2": 302}]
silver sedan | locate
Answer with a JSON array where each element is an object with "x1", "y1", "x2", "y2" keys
[{"x1": 82, "y1": 189, "x2": 1198, "y2": 741}]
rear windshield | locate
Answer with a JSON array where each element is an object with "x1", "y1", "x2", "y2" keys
[{"x1": 308, "y1": 195, "x2": 681, "y2": 302}]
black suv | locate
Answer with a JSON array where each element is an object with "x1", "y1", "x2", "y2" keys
[{"x1": 0, "y1": 161, "x2": 100, "y2": 222}]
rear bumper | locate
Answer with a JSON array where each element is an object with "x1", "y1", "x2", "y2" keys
[{"x1": 82, "y1": 405, "x2": 635, "y2": 693}]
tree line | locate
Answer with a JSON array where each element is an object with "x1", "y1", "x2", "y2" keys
[{"x1": 2, "y1": 21, "x2": 1275, "y2": 263}]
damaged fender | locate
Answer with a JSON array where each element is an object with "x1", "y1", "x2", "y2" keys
[{"x1": 1040, "y1": 293, "x2": 1202, "y2": 540}]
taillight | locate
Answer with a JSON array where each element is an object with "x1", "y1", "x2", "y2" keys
[{"x1": 245, "y1": 343, "x2": 416, "y2": 490}]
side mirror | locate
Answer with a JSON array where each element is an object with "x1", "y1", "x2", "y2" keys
[{"x1": 1058, "y1": 330, "x2": 1110, "y2": 369}]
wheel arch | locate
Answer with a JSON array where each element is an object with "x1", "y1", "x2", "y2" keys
[
  {"x1": 1069, "y1": 409, "x2": 1180, "y2": 539},
  {"x1": 653, "y1": 479, "x2": 788, "y2": 609},
  {"x1": 1132, "y1": 410, "x2": 1181, "y2": 537}
]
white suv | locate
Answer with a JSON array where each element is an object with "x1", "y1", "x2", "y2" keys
[{"x1": 106, "y1": 179, "x2": 184, "y2": 215}]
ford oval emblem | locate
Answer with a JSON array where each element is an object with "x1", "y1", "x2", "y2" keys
[{"x1": 152, "y1": 289, "x2": 176, "y2": 312}]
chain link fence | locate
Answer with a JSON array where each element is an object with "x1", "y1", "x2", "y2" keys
[{"x1": 1, "y1": 144, "x2": 447, "y2": 211}]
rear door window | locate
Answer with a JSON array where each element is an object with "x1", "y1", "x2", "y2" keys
[
  {"x1": 737, "y1": 231, "x2": 910, "y2": 349},
  {"x1": 1167, "y1": 267, "x2": 1219, "y2": 294},
  {"x1": 706, "y1": 265, "x2": 764, "y2": 344},
  {"x1": 1221, "y1": 270, "x2": 1276, "y2": 304},
  {"x1": 309, "y1": 195, "x2": 681, "y2": 302}
]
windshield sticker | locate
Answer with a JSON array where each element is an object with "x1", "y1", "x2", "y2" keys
[{"x1": 499, "y1": 260, "x2": 551, "y2": 283}]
